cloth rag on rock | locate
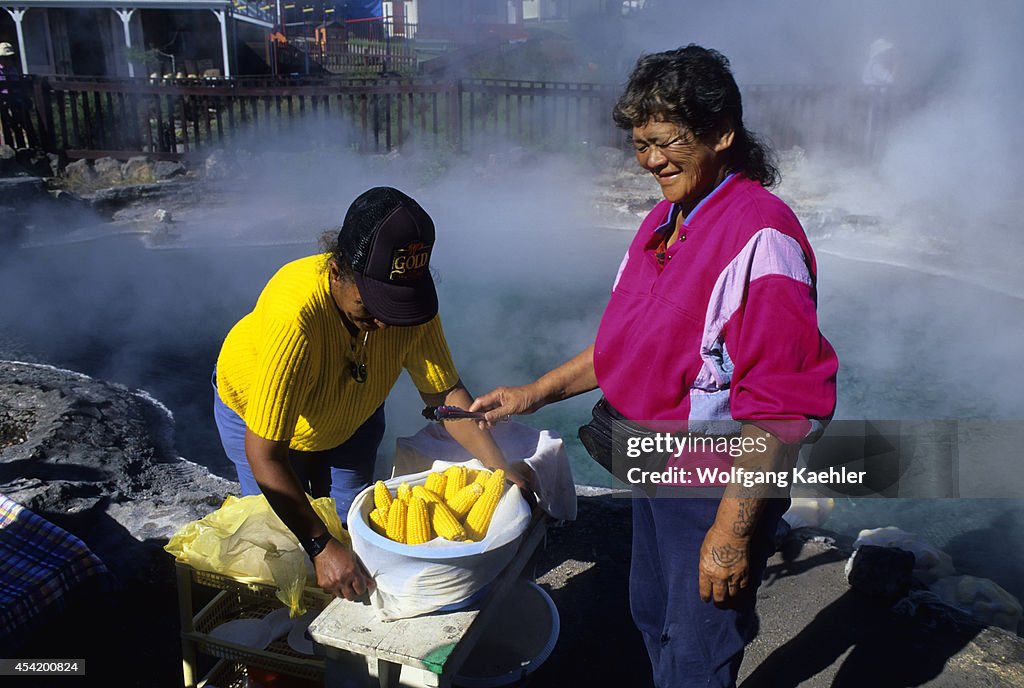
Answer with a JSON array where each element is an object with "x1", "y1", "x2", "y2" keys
[
  {"x1": 0, "y1": 493, "x2": 113, "y2": 645},
  {"x1": 393, "y1": 421, "x2": 577, "y2": 521}
]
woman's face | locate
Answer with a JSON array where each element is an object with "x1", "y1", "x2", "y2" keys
[
  {"x1": 631, "y1": 119, "x2": 734, "y2": 212},
  {"x1": 329, "y1": 262, "x2": 388, "y2": 333}
]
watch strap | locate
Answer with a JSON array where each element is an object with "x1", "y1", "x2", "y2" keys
[{"x1": 302, "y1": 531, "x2": 333, "y2": 559}]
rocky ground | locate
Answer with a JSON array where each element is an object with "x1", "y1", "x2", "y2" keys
[{"x1": 0, "y1": 361, "x2": 231, "y2": 684}]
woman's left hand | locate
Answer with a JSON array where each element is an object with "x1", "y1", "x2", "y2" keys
[{"x1": 698, "y1": 525, "x2": 751, "y2": 605}]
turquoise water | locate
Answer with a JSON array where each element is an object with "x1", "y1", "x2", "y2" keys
[{"x1": 2, "y1": 230, "x2": 1022, "y2": 611}]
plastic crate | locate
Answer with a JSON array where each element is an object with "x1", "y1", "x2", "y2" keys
[
  {"x1": 198, "y1": 660, "x2": 247, "y2": 688},
  {"x1": 199, "y1": 660, "x2": 322, "y2": 688},
  {"x1": 185, "y1": 589, "x2": 326, "y2": 681},
  {"x1": 184, "y1": 564, "x2": 333, "y2": 609}
]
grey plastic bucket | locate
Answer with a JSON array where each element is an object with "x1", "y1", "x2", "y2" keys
[{"x1": 454, "y1": 579, "x2": 560, "y2": 688}]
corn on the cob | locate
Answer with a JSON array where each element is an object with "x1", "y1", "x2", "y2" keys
[
  {"x1": 374, "y1": 480, "x2": 393, "y2": 513},
  {"x1": 443, "y1": 465, "x2": 467, "y2": 503},
  {"x1": 472, "y1": 469, "x2": 491, "y2": 486},
  {"x1": 447, "y1": 482, "x2": 484, "y2": 520},
  {"x1": 412, "y1": 485, "x2": 443, "y2": 504},
  {"x1": 368, "y1": 507, "x2": 388, "y2": 534},
  {"x1": 425, "y1": 470, "x2": 447, "y2": 496},
  {"x1": 431, "y1": 501, "x2": 467, "y2": 542},
  {"x1": 465, "y1": 469, "x2": 505, "y2": 541},
  {"x1": 396, "y1": 481, "x2": 413, "y2": 504},
  {"x1": 406, "y1": 497, "x2": 433, "y2": 545},
  {"x1": 386, "y1": 498, "x2": 408, "y2": 543}
]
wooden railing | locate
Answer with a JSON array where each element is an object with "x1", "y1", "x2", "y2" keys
[{"x1": 1, "y1": 75, "x2": 920, "y2": 162}]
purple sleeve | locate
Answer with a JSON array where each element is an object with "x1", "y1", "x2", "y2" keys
[{"x1": 726, "y1": 274, "x2": 838, "y2": 444}]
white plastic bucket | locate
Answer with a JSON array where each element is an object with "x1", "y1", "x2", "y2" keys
[{"x1": 453, "y1": 579, "x2": 560, "y2": 688}]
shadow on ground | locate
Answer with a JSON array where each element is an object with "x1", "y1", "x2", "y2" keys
[{"x1": 527, "y1": 493, "x2": 653, "y2": 686}]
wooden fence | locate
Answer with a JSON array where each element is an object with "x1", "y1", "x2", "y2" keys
[{"x1": 0, "y1": 75, "x2": 919, "y2": 162}]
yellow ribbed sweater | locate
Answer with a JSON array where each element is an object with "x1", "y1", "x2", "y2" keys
[{"x1": 216, "y1": 254, "x2": 459, "y2": 451}]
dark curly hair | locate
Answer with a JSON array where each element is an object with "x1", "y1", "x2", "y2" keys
[{"x1": 612, "y1": 45, "x2": 779, "y2": 188}]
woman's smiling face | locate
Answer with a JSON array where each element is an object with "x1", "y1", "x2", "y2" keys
[{"x1": 631, "y1": 120, "x2": 734, "y2": 213}]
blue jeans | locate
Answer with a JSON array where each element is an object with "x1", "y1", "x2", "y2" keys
[
  {"x1": 630, "y1": 490, "x2": 789, "y2": 688},
  {"x1": 212, "y1": 370, "x2": 385, "y2": 524}
]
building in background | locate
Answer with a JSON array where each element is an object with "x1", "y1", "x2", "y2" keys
[
  {"x1": 0, "y1": 0, "x2": 618, "y2": 79},
  {"x1": 411, "y1": 1, "x2": 613, "y2": 42},
  {"x1": 0, "y1": 0, "x2": 273, "y2": 78}
]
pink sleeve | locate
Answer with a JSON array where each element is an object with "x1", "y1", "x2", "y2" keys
[{"x1": 726, "y1": 274, "x2": 838, "y2": 444}]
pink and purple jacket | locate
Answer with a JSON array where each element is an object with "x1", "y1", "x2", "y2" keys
[{"x1": 594, "y1": 174, "x2": 838, "y2": 447}]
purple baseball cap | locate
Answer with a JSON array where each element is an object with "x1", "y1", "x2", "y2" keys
[{"x1": 337, "y1": 187, "x2": 438, "y2": 326}]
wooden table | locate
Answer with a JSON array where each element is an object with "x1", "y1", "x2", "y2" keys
[{"x1": 309, "y1": 510, "x2": 548, "y2": 688}]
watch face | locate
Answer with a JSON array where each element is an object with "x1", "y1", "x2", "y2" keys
[{"x1": 306, "y1": 532, "x2": 332, "y2": 558}]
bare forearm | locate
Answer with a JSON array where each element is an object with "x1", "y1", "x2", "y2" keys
[
  {"x1": 244, "y1": 429, "x2": 327, "y2": 541},
  {"x1": 712, "y1": 424, "x2": 793, "y2": 538},
  {"x1": 530, "y1": 344, "x2": 598, "y2": 406},
  {"x1": 438, "y1": 384, "x2": 507, "y2": 467}
]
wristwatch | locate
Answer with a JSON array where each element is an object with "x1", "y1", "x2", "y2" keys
[{"x1": 302, "y1": 531, "x2": 333, "y2": 560}]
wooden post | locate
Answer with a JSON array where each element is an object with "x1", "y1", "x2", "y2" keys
[
  {"x1": 448, "y1": 81, "x2": 462, "y2": 153},
  {"x1": 32, "y1": 76, "x2": 56, "y2": 152}
]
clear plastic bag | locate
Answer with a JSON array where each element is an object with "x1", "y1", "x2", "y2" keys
[{"x1": 165, "y1": 493, "x2": 347, "y2": 616}]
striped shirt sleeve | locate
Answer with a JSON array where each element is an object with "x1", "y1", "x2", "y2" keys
[
  {"x1": 403, "y1": 315, "x2": 460, "y2": 394},
  {"x1": 725, "y1": 230, "x2": 838, "y2": 443}
]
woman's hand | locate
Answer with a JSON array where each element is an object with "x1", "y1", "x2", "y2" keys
[
  {"x1": 698, "y1": 524, "x2": 751, "y2": 605},
  {"x1": 482, "y1": 458, "x2": 534, "y2": 493},
  {"x1": 313, "y1": 538, "x2": 376, "y2": 602},
  {"x1": 469, "y1": 384, "x2": 544, "y2": 427},
  {"x1": 470, "y1": 345, "x2": 598, "y2": 428}
]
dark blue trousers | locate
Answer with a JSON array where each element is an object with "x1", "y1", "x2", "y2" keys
[{"x1": 630, "y1": 490, "x2": 788, "y2": 688}]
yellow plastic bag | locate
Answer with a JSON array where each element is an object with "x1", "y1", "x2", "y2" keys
[{"x1": 165, "y1": 494, "x2": 348, "y2": 616}]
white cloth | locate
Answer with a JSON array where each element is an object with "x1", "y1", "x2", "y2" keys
[{"x1": 392, "y1": 421, "x2": 578, "y2": 521}]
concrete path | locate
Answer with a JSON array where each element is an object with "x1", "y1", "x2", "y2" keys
[{"x1": 530, "y1": 493, "x2": 1024, "y2": 688}]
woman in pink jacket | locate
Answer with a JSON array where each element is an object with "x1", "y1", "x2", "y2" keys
[{"x1": 473, "y1": 45, "x2": 838, "y2": 687}]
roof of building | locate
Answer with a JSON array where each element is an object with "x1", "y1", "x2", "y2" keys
[
  {"x1": 1, "y1": 1, "x2": 229, "y2": 7},
  {"x1": 0, "y1": 1, "x2": 274, "y2": 26}
]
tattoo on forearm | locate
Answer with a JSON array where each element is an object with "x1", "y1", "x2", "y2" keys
[
  {"x1": 712, "y1": 544, "x2": 745, "y2": 568},
  {"x1": 733, "y1": 498, "x2": 757, "y2": 537}
]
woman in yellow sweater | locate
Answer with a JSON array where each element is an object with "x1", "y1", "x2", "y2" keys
[{"x1": 213, "y1": 186, "x2": 527, "y2": 600}]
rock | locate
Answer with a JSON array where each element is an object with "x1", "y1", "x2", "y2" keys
[
  {"x1": 47, "y1": 152, "x2": 62, "y2": 178},
  {"x1": 14, "y1": 148, "x2": 53, "y2": 178},
  {"x1": 92, "y1": 156, "x2": 123, "y2": 186},
  {"x1": 846, "y1": 544, "x2": 915, "y2": 600},
  {"x1": 120, "y1": 156, "x2": 155, "y2": 184},
  {"x1": 204, "y1": 149, "x2": 236, "y2": 179},
  {"x1": 0, "y1": 360, "x2": 234, "y2": 577},
  {"x1": 89, "y1": 181, "x2": 194, "y2": 213},
  {"x1": 47, "y1": 188, "x2": 86, "y2": 206},
  {"x1": 89, "y1": 183, "x2": 165, "y2": 211},
  {"x1": 0, "y1": 143, "x2": 15, "y2": 175},
  {"x1": 62, "y1": 158, "x2": 95, "y2": 188},
  {"x1": 153, "y1": 160, "x2": 186, "y2": 179},
  {"x1": 0, "y1": 176, "x2": 47, "y2": 204}
]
